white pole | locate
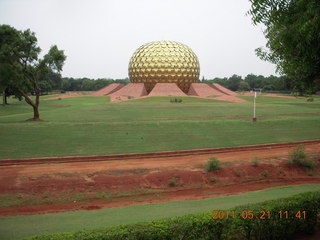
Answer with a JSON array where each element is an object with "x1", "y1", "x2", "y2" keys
[{"x1": 253, "y1": 91, "x2": 257, "y2": 122}]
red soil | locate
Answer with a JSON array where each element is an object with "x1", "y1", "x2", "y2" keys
[
  {"x1": 91, "y1": 83, "x2": 124, "y2": 96},
  {"x1": 212, "y1": 83, "x2": 238, "y2": 96},
  {"x1": 188, "y1": 83, "x2": 225, "y2": 97},
  {"x1": 45, "y1": 92, "x2": 80, "y2": 100},
  {"x1": 0, "y1": 142, "x2": 319, "y2": 216},
  {"x1": 264, "y1": 93, "x2": 304, "y2": 99},
  {"x1": 109, "y1": 83, "x2": 148, "y2": 99},
  {"x1": 148, "y1": 83, "x2": 187, "y2": 96},
  {"x1": 187, "y1": 83, "x2": 246, "y2": 103}
]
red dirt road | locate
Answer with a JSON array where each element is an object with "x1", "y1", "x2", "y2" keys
[{"x1": 0, "y1": 141, "x2": 319, "y2": 216}]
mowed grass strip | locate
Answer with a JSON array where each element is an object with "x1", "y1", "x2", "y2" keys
[
  {"x1": 0, "y1": 184, "x2": 320, "y2": 240},
  {"x1": 0, "y1": 96, "x2": 320, "y2": 159},
  {"x1": 0, "y1": 96, "x2": 319, "y2": 122},
  {"x1": 0, "y1": 116, "x2": 320, "y2": 159}
]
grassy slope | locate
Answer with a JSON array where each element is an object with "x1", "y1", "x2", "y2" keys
[
  {"x1": 0, "y1": 96, "x2": 319, "y2": 159},
  {"x1": 0, "y1": 184, "x2": 319, "y2": 240}
]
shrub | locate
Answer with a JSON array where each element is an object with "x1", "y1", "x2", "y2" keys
[
  {"x1": 205, "y1": 157, "x2": 221, "y2": 172},
  {"x1": 307, "y1": 97, "x2": 314, "y2": 102},
  {"x1": 298, "y1": 160, "x2": 317, "y2": 169},
  {"x1": 290, "y1": 145, "x2": 307, "y2": 162},
  {"x1": 233, "y1": 169, "x2": 242, "y2": 177},
  {"x1": 262, "y1": 170, "x2": 270, "y2": 177},
  {"x1": 25, "y1": 191, "x2": 320, "y2": 240},
  {"x1": 168, "y1": 177, "x2": 177, "y2": 187},
  {"x1": 252, "y1": 156, "x2": 260, "y2": 167},
  {"x1": 170, "y1": 98, "x2": 183, "y2": 103},
  {"x1": 286, "y1": 159, "x2": 294, "y2": 167},
  {"x1": 277, "y1": 167, "x2": 284, "y2": 174},
  {"x1": 290, "y1": 145, "x2": 316, "y2": 169},
  {"x1": 210, "y1": 177, "x2": 217, "y2": 183}
]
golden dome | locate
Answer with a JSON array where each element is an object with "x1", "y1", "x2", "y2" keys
[{"x1": 128, "y1": 41, "x2": 200, "y2": 93}]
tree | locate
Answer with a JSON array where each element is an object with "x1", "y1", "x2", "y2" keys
[
  {"x1": 238, "y1": 81, "x2": 250, "y2": 91},
  {"x1": 0, "y1": 25, "x2": 66, "y2": 120},
  {"x1": 248, "y1": 0, "x2": 320, "y2": 93},
  {"x1": 226, "y1": 74, "x2": 242, "y2": 91}
]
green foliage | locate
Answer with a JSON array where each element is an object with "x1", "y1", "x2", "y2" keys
[
  {"x1": 61, "y1": 77, "x2": 129, "y2": 91},
  {"x1": 262, "y1": 170, "x2": 271, "y2": 177},
  {"x1": 24, "y1": 191, "x2": 320, "y2": 240},
  {"x1": 290, "y1": 144, "x2": 317, "y2": 169},
  {"x1": 290, "y1": 144, "x2": 307, "y2": 161},
  {"x1": 170, "y1": 98, "x2": 183, "y2": 103},
  {"x1": 233, "y1": 169, "x2": 242, "y2": 177},
  {"x1": 286, "y1": 159, "x2": 294, "y2": 167},
  {"x1": 0, "y1": 24, "x2": 66, "y2": 119},
  {"x1": 205, "y1": 157, "x2": 221, "y2": 172},
  {"x1": 168, "y1": 177, "x2": 177, "y2": 187},
  {"x1": 252, "y1": 156, "x2": 260, "y2": 166},
  {"x1": 210, "y1": 177, "x2": 217, "y2": 183},
  {"x1": 248, "y1": 0, "x2": 320, "y2": 92},
  {"x1": 203, "y1": 74, "x2": 296, "y2": 92},
  {"x1": 277, "y1": 167, "x2": 285, "y2": 174}
]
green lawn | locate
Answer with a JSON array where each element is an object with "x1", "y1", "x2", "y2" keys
[
  {"x1": 0, "y1": 184, "x2": 319, "y2": 240},
  {"x1": 0, "y1": 95, "x2": 319, "y2": 159}
]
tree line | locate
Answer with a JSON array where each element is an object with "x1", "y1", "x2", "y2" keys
[
  {"x1": 60, "y1": 77, "x2": 129, "y2": 92},
  {"x1": 202, "y1": 74, "x2": 307, "y2": 93},
  {"x1": 39, "y1": 74, "x2": 311, "y2": 93}
]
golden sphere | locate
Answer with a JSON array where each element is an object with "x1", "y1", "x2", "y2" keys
[{"x1": 128, "y1": 41, "x2": 200, "y2": 93}]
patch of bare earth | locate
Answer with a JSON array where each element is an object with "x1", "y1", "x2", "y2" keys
[{"x1": 0, "y1": 143, "x2": 319, "y2": 216}]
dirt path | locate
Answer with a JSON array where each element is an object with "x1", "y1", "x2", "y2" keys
[
  {"x1": 0, "y1": 141, "x2": 319, "y2": 216},
  {"x1": 1, "y1": 139, "x2": 320, "y2": 165},
  {"x1": 1, "y1": 142, "x2": 319, "y2": 176},
  {"x1": 0, "y1": 112, "x2": 33, "y2": 118}
]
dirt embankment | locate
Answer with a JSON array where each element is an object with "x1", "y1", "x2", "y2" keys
[{"x1": 0, "y1": 142, "x2": 319, "y2": 216}]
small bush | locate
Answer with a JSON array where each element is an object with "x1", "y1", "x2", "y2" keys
[
  {"x1": 210, "y1": 177, "x2": 217, "y2": 183},
  {"x1": 277, "y1": 167, "x2": 284, "y2": 174},
  {"x1": 168, "y1": 177, "x2": 177, "y2": 187},
  {"x1": 205, "y1": 157, "x2": 221, "y2": 172},
  {"x1": 307, "y1": 97, "x2": 314, "y2": 102},
  {"x1": 290, "y1": 145, "x2": 316, "y2": 169},
  {"x1": 262, "y1": 170, "x2": 270, "y2": 177},
  {"x1": 233, "y1": 169, "x2": 242, "y2": 177},
  {"x1": 290, "y1": 145, "x2": 307, "y2": 162},
  {"x1": 307, "y1": 171, "x2": 313, "y2": 176},
  {"x1": 252, "y1": 156, "x2": 260, "y2": 166},
  {"x1": 298, "y1": 160, "x2": 317, "y2": 169},
  {"x1": 170, "y1": 98, "x2": 183, "y2": 103},
  {"x1": 286, "y1": 159, "x2": 294, "y2": 167}
]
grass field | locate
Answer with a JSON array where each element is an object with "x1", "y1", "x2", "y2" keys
[
  {"x1": 0, "y1": 184, "x2": 319, "y2": 240},
  {"x1": 0, "y1": 95, "x2": 319, "y2": 159}
]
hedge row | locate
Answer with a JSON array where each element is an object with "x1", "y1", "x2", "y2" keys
[{"x1": 25, "y1": 191, "x2": 320, "y2": 240}]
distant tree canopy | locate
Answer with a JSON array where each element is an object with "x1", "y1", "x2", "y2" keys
[
  {"x1": 61, "y1": 77, "x2": 129, "y2": 92},
  {"x1": 248, "y1": 0, "x2": 320, "y2": 93},
  {"x1": 203, "y1": 74, "x2": 300, "y2": 92}
]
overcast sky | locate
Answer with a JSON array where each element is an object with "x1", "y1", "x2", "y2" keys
[{"x1": 0, "y1": 0, "x2": 278, "y2": 79}]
